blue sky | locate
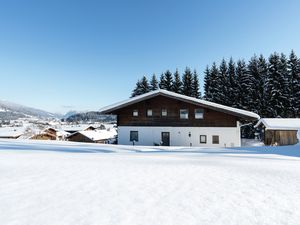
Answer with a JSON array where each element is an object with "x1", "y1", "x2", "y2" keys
[{"x1": 0, "y1": 0, "x2": 299, "y2": 114}]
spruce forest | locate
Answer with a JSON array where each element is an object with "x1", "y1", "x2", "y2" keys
[{"x1": 131, "y1": 50, "x2": 300, "y2": 120}]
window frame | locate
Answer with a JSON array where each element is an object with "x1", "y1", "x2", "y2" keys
[
  {"x1": 200, "y1": 135, "x2": 207, "y2": 144},
  {"x1": 195, "y1": 108, "x2": 204, "y2": 119},
  {"x1": 130, "y1": 131, "x2": 139, "y2": 142},
  {"x1": 133, "y1": 109, "x2": 138, "y2": 117},
  {"x1": 180, "y1": 109, "x2": 189, "y2": 119},
  {"x1": 212, "y1": 135, "x2": 219, "y2": 144},
  {"x1": 161, "y1": 108, "x2": 167, "y2": 117},
  {"x1": 147, "y1": 109, "x2": 153, "y2": 117}
]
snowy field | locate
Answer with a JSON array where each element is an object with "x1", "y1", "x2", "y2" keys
[{"x1": 0, "y1": 139, "x2": 299, "y2": 225}]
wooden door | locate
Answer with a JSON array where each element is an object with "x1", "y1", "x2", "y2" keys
[{"x1": 161, "y1": 132, "x2": 170, "y2": 146}]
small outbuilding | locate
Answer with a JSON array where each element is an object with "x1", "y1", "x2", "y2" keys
[{"x1": 255, "y1": 118, "x2": 300, "y2": 146}]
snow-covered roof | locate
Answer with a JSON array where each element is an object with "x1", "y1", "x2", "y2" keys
[
  {"x1": 254, "y1": 118, "x2": 300, "y2": 130},
  {"x1": 61, "y1": 125, "x2": 95, "y2": 132},
  {"x1": 99, "y1": 89, "x2": 260, "y2": 120},
  {"x1": 0, "y1": 127, "x2": 26, "y2": 138},
  {"x1": 69, "y1": 130, "x2": 116, "y2": 141}
]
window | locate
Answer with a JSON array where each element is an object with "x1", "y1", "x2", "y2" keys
[
  {"x1": 161, "y1": 108, "x2": 167, "y2": 117},
  {"x1": 133, "y1": 110, "x2": 138, "y2": 117},
  {"x1": 200, "y1": 135, "x2": 207, "y2": 144},
  {"x1": 130, "y1": 131, "x2": 138, "y2": 142},
  {"x1": 147, "y1": 109, "x2": 153, "y2": 117},
  {"x1": 195, "y1": 108, "x2": 204, "y2": 119},
  {"x1": 212, "y1": 135, "x2": 219, "y2": 144},
  {"x1": 180, "y1": 109, "x2": 189, "y2": 119}
]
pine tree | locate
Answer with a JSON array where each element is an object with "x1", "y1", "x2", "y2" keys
[
  {"x1": 278, "y1": 53, "x2": 290, "y2": 117},
  {"x1": 236, "y1": 59, "x2": 248, "y2": 109},
  {"x1": 191, "y1": 69, "x2": 201, "y2": 98},
  {"x1": 131, "y1": 79, "x2": 143, "y2": 97},
  {"x1": 140, "y1": 76, "x2": 150, "y2": 94},
  {"x1": 203, "y1": 66, "x2": 211, "y2": 100},
  {"x1": 227, "y1": 58, "x2": 237, "y2": 107},
  {"x1": 257, "y1": 54, "x2": 268, "y2": 117},
  {"x1": 159, "y1": 73, "x2": 167, "y2": 90},
  {"x1": 288, "y1": 50, "x2": 300, "y2": 117},
  {"x1": 172, "y1": 69, "x2": 182, "y2": 93},
  {"x1": 266, "y1": 53, "x2": 286, "y2": 117},
  {"x1": 182, "y1": 67, "x2": 193, "y2": 97},
  {"x1": 215, "y1": 59, "x2": 228, "y2": 104},
  {"x1": 164, "y1": 70, "x2": 173, "y2": 91},
  {"x1": 150, "y1": 74, "x2": 159, "y2": 91},
  {"x1": 247, "y1": 56, "x2": 259, "y2": 113},
  {"x1": 209, "y1": 62, "x2": 220, "y2": 103}
]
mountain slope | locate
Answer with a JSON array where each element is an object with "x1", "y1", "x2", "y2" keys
[
  {"x1": 0, "y1": 100, "x2": 59, "y2": 120},
  {"x1": 65, "y1": 111, "x2": 116, "y2": 123}
]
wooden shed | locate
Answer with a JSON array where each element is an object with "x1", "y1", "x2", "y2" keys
[{"x1": 255, "y1": 118, "x2": 300, "y2": 146}]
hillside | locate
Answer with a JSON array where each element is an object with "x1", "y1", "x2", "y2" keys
[
  {"x1": 0, "y1": 100, "x2": 59, "y2": 120},
  {"x1": 0, "y1": 140, "x2": 299, "y2": 225}
]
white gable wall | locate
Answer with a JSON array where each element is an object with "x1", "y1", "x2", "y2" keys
[{"x1": 118, "y1": 124, "x2": 241, "y2": 147}]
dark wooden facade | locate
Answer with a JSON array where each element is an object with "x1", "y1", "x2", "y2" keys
[
  {"x1": 113, "y1": 96, "x2": 239, "y2": 127},
  {"x1": 264, "y1": 130, "x2": 298, "y2": 146},
  {"x1": 30, "y1": 133, "x2": 56, "y2": 140}
]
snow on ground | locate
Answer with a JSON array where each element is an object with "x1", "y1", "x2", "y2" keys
[{"x1": 0, "y1": 139, "x2": 299, "y2": 225}]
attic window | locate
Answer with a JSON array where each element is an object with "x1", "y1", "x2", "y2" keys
[
  {"x1": 195, "y1": 109, "x2": 204, "y2": 119},
  {"x1": 161, "y1": 108, "x2": 167, "y2": 117},
  {"x1": 147, "y1": 109, "x2": 153, "y2": 117},
  {"x1": 133, "y1": 110, "x2": 138, "y2": 117},
  {"x1": 180, "y1": 109, "x2": 189, "y2": 119}
]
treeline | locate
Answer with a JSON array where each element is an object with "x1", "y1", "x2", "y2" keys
[
  {"x1": 65, "y1": 111, "x2": 116, "y2": 123},
  {"x1": 131, "y1": 68, "x2": 201, "y2": 99},
  {"x1": 131, "y1": 50, "x2": 300, "y2": 119},
  {"x1": 204, "y1": 51, "x2": 300, "y2": 118}
]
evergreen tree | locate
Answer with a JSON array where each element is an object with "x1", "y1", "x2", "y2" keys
[
  {"x1": 278, "y1": 53, "x2": 291, "y2": 117},
  {"x1": 288, "y1": 50, "x2": 300, "y2": 117},
  {"x1": 257, "y1": 54, "x2": 268, "y2": 117},
  {"x1": 209, "y1": 62, "x2": 220, "y2": 103},
  {"x1": 266, "y1": 53, "x2": 286, "y2": 117},
  {"x1": 182, "y1": 67, "x2": 193, "y2": 97},
  {"x1": 140, "y1": 75, "x2": 150, "y2": 94},
  {"x1": 215, "y1": 59, "x2": 228, "y2": 104},
  {"x1": 159, "y1": 73, "x2": 167, "y2": 90},
  {"x1": 247, "y1": 56, "x2": 259, "y2": 112},
  {"x1": 164, "y1": 70, "x2": 173, "y2": 91},
  {"x1": 150, "y1": 74, "x2": 159, "y2": 91},
  {"x1": 172, "y1": 69, "x2": 182, "y2": 93},
  {"x1": 131, "y1": 79, "x2": 143, "y2": 97},
  {"x1": 227, "y1": 58, "x2": 237, "y2": 107},
  {"x1": 191, "y1": 69, "x2": 201, "y2": 98},
  {"x1": 203, "y1": 66, "x2": 211, "y2": 100},
  {"x1": 235, "y1": 59, "x2": 248, "y2": 109}
]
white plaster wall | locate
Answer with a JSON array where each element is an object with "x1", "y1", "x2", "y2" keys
[{"x1": 118, "y1": 124, "x2": 241, "y2": 147}]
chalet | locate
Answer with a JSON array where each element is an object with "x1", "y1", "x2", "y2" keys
[
  {"x1": 99, "y1": 90, "x2": 260, "y2": 147},
  {"x1": 61, "y1": 125, "x2": 96, "y2": 134},
  {"x1": 255, "y1": 118, "x2": 300, "y2": 146},
  {"x1": 67, "y1": 130, "x2": 116, "y2": 144},
  {"x1": 30, "y1": 128, "x2": 57, "y2": 140},
  {"x1": 30, "y1": 132, "x2": 56, "y2": 141}
]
